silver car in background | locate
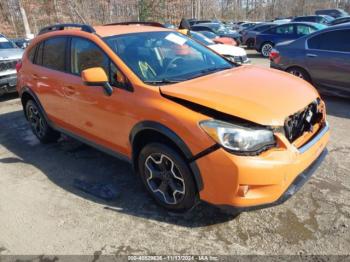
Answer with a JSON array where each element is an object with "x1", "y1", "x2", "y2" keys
[{"x1": 0, "y1": 34, "x2": 23, "y2": 96}]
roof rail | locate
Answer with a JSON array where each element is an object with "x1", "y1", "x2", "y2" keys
[
  {"x1": 104, "y1": 21, "x2": 166, "y2": 28},
  {"x1": 39, "y1": 23, "x2": 96, "y2": 35}
]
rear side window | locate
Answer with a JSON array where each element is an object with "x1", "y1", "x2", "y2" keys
[
  {"x1": 42, "y1": 37, "x2": 67, "y2": 71},
  {"x1": 70, "y1": 37, "x2": 109, "y2": 75},
  {"x1": 276, "y1": 25, "x2": 294, "y2": 35},
  {"x1": 296, "y1": 25, "x2": 316, "y2": 36},
  {"x1": 35, "y1": 42, "x2": 44, "y2": 65},
  {"x1": 256, "y1": 25, "x2": 272, "y2": 32},
  {"x1": 308, "y1": 29, "x2": 350, "y2": 52},
  {"x1": 27, "y1": 46, "x2": 36, "y2": 62}
]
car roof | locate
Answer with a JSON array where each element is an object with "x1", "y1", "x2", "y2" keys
[
  {"x1": 192, "y1": 23, "x2": 220, "y2": 27},
  {"x1": 295, "y1": 15, "x2": 321, "y2": 18},
  {"x1": 93, "y1": 25, "x2": 171, "y2": 37},
  {"x1": 290, "y1": 21, "x2": 350, "y2": 45},
  {"x1": 321, "y1": 21, "x2": 350, "y2": 30},
  {"x1": 333, "y1": 15, "x2": 350, "y2": 20},
  {"x1": 276, "y1": 22, "x2": 323, "y2": 26}
]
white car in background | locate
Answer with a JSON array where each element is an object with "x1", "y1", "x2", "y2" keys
[
  {"x1": 190, "y1": 31, "x2": 250, "y2": 64},
  {"x1": 0, "y1": 34, "x2": 24, "y2": 96}
]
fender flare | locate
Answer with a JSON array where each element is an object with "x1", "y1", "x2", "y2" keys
[
  {"x1": 20, "y1": 87, "x2": 50, "y2": 123},
  {"x1": 129, "y1": 121, "x2": 203, "y2": 191}
]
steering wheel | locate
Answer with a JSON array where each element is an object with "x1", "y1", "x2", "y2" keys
[{"x1": 164, "y1": 57, "x2": 185, "y2": 74}]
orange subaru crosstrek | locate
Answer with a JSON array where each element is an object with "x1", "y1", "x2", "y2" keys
[{"x1": 16, "y1": 23, "x2": 329, "y2": 212}]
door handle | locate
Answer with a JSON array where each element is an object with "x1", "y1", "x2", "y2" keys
[
  {"x1": 64, "y1": 85, "x2": 76, "y2": 95},
  {"x1": 306, "y1": 53, "x2": 318, "y2": 58},
  {"x1": 32, "y1": 74, "x2": 39, "y2": 80}
]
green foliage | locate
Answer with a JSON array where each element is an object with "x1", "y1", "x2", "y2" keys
[{"x1": 138, "y1": 0, "x2": 152, "y2": 21}]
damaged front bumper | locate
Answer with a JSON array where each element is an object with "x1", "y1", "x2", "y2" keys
[
  {"x1": 219, "y1": 148, "x2": 328, "y2": 213},
  {"x1": 195, "y1": 122, "x2": 330, "y2": 211}
]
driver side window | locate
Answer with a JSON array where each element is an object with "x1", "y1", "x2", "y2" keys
[
  {"x1": 70, "y1": 37, "x2": 127, "y2": 88},
  {"x1": 276, "y1": 25, "x2": 294, "y2": 35},
  {"x1": 70, "y1": 37, "x2": 109, "y2": 75}
]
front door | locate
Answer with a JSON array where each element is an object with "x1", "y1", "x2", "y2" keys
[{"x1": 63, "y1": 37, "x2": 133, "y2": 155}]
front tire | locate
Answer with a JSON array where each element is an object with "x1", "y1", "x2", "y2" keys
[
  {"x1": 138, "y1": 143, "x2": 197, "y2": 212},
  {"x1": 261, "y1": 42, "x2": 273, "y2": 57},
  {"x1": 25, "y1": 100, "x2": 60, "y2": 143}
]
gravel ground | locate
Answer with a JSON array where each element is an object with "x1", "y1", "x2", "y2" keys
[{"x1": 0, "y1": 51, "x2": 349, "y2": 256}]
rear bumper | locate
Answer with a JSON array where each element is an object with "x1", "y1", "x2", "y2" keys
[
  {"x1": 0, "y1": 73, "x2": 17, "y2": 95},
  {"x1": 196, "y1": 122, "x2": 330, "y2": 211}
]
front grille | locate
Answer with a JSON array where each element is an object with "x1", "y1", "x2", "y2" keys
[
  {"x1": 284, "y1": 99, "x2": 324, "y2": 143},
  {"x1": 0, "y1": 59, "x2": 18, "y2": 72},
  {"x1": 0, "y1": 73, "x2": 16, "y2": 80}
]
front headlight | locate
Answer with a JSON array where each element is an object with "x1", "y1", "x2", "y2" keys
[{"x1": 200, "y1": 120, "x2": 275, "y2": 154}]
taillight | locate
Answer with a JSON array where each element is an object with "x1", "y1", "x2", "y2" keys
[
  {"x1": 15, "y1": 60, "x2": 22, "y2": 72},
  {"x1": 269, "y1": 49, "x2": 280, "y2": 63}
]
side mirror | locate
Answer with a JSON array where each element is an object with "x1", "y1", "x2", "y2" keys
[{"x1": 81, "y1": 67, "x2": 113, "y2": 96}]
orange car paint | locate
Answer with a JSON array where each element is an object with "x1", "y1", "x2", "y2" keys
[{"x1": 17, "y1": 25, "x2": 329, "y2": 210}]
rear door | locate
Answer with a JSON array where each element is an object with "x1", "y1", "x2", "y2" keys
[
  {"x1": 30, "y1": 36, "x2": 73, "y2": 127},
  {"x1": 306, "y1": 29, "x2": 350, "y2": 93}
]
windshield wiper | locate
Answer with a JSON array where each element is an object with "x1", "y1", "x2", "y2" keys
[
  {"x1": 186, "y1": 66, "x2": 232, "y2": 79},
  {"x1": 144, "y1": 78, "x2": 184, "y2": 85}
]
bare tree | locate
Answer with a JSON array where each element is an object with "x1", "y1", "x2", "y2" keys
[{"x1": 0, "y1": 0, "x2": 350, "y2": 38}]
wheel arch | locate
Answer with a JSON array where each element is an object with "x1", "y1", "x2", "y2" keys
[
  {"x1": 20, "y1": 87, "x2": 48, "y2": 121},
  {"x1": 130, "y1": 121, "x2": 203, "y2": 191},
  {"x1": 286, "y1": 65, "x2": 313, "y2": 83}
]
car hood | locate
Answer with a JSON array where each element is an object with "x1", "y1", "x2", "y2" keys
[
  {"x1": 160, "y1": 66, "x2": 319, "y2": 126},
  {"x1": 208, "y1": 44, "x2": 247, "y2": 56},
  {"x1": 0, "y1": 48, "x2": 23, "y2": 60}
]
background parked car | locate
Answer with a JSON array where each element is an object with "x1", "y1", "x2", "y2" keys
[
  {"x1": 292, "y1": 15, "x2": 334, "y2": 25},
  {"x1": 10, "y1": 38, "x2": 31, "y2": 49},
  {"x1": 191, "y1": 22, "x2": 242, "y2": 44},
  {"x1": 315, "y1": 8, "x2": 349, "y2": 18},
  {"x1": 242, "y1": 23, "x2": 277, "y2": 48},
  {"x1": 0, "y1": 34, "x2": 23, "y2": 96},
  {"x1": 329, "y1": 16, "x2": 350, "y2": 25},
  {"x1": 164, "y1": 23, "x2": 176, "y2": 29},
  {"x1": 190, "y1": 31, "x2": 249, "y2": 64},
  {"x1": 237, "y1": 22, "x2": 260, "y2": 33},
  {"x1": 199, "y1": 30, "x2": 237, "y2": 46},
  {"x1": 270, "y1": 23, "x2": 350, "y2": 97},
  {"x1": 273, "y1": 18, "x2": 292, "y2": 23},
  {"x1": 255, "y1": 22, "x2": 327, "y2": 57}
]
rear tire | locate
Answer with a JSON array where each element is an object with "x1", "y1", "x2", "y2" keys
[
  {"x1": 138, "y1": 143, "x2": 197, "y2": 212},
  {"x1": 25, "y1": 100, "x2": 60, "y2": 144},
  {"x1": 286, "y1": 67, "x2": 311, "y2": 83},
  {"x1": 260, "y1": 42, "x2": 273, "y2": 57}
]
